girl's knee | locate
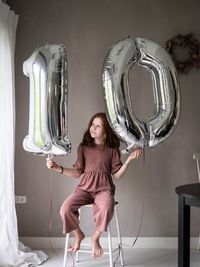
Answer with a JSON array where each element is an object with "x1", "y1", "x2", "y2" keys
[
  {"x1": 60, "y1": 202, "x2": 71, "y2": 218},
  {"x1": 60, "y1": 206, "x2": 65, "y2": 218},
  {"x1": 102, "y1": 197, "x2": 115, "y2": 211},
  {"x1": 104, "y1": 205, "x2": 114, "y2": 215},
  {"x1": 97, "y1": 202, "x2": 114, "y2": 215}
]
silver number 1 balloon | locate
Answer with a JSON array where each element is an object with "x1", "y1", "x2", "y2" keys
[
  {"x1": 102, "y1": 37, "x2": 180, "y2": 153},
  {"x1": 23, "y1": 44, "x2": 71, "y2": 156}
]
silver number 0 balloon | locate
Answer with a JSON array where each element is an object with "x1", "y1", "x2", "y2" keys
[
  {"x1": 23, "y1": 44, "x2": 71, "y2": 156},
  {"x1": 102, "y1": 37, "x2": 180, "y2": 152}
]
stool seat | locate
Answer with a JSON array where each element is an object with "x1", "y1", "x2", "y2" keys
[{"x1": 63, "y1": 201, "x2": 124, "y2": 267}]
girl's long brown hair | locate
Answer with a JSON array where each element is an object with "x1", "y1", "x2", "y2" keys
[{"x1": 82, "y1": 112, "x2": 121, "y2": 148}]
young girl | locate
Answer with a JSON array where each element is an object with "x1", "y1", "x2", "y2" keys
[{"x1": 46, "y1": 112, "x2": 142, "y2": 258}]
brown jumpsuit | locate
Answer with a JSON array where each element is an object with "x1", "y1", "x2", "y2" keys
[{"x1": 60, "y1": 143, "x2": 122, "y2": 234}]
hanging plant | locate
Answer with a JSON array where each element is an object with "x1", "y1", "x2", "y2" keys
[{"x1": 165, "y1": 33, "x2": 200, "y2": 74}]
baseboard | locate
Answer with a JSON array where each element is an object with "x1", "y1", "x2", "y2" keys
[{"x1": 19, "y1": 237, "x2": 200, "y2": 250}]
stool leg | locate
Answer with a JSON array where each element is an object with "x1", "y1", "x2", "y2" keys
[
  {"x1": 115, "y1": 205, "x2": 124, "y2": 266},
  {"x1": 75, "y1": 250, "x2": 79, "y2": 262},
  {"x1": 198, "y1": 234, "x2": 200, "y2": 250},
  {"x1": 63, "y1": 233, "x2": 69, "y2": 267},
  {"x1": 75, "y1": 207, "x2": 81, "y2": 262},
  {"x1": 107, "y1": 225, "x2": 113, "y2": 267}
]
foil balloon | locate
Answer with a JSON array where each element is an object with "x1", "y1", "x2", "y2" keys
[
  {"x1": 23, "y1": 44, "x2": 71, "y2": 156},
  {"x1": 102, "y1": 37, "x2": 180, "y2": 153}
]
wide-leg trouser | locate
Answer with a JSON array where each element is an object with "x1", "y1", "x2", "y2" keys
[{"x1": 60, "y1": 189, "x2": 115, "y2": 234}]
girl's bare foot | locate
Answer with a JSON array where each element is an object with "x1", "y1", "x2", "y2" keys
[
  {"x1": 92, "y1": 231, "x2": 104, "y2": 258},
  {"x1": 68, "y1": 228, "x2": 85, "y2": 252}
]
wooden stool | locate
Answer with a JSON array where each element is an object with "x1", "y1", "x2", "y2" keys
[{"x1": 63, "y1": 202, "x2": 124, "y2": 267}]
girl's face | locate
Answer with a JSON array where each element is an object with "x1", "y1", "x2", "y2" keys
[{"x1": 90, "y1": 117, "x2": 105, "y2": 142}]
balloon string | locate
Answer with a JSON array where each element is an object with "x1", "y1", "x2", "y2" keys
[
  {"x1": 122, "y1": 149, "x2": 146, "y2": 249},
  {"x1": 48, "y1": 173, "x2": 60, "y2": 256},
  {"x1": 131, "y1": 149, "x2": 145, "y2": 247},
  {"x1": 113, "y1": 243, "x2": 122, "y2": 267},
  {"x1": 113, "y1": 150, "x2": 146, "y2": 265},
  {"x1": 48, "y1": 172, "x2": 76, "y2": 266}
]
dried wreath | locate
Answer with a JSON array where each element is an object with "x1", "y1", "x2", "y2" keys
[{"x1": 165, "y1": 34, "x2": 200, "y2": 74}]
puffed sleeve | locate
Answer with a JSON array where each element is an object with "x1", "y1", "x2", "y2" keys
[
  {"x1": 73, "y1": 144, "x2": 85, "y2": 175},
  {"x1": 111, "y1": 147, "x2": 123, "y2": 174}
]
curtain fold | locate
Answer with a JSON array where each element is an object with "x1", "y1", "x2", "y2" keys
[{"x1": 0, "y1": 3, "x2": 48, "y2": 266}]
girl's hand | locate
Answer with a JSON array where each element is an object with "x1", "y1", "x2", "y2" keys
[
  {"x1": 46, "y1": 158, "x2": 59, "y2": 170},
  {"x1": 125, "y1": 148, "x2": 143, "y2": 165},
  {"x1": 114, "y1": 148, "x2": 143, "y2": 179}
]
